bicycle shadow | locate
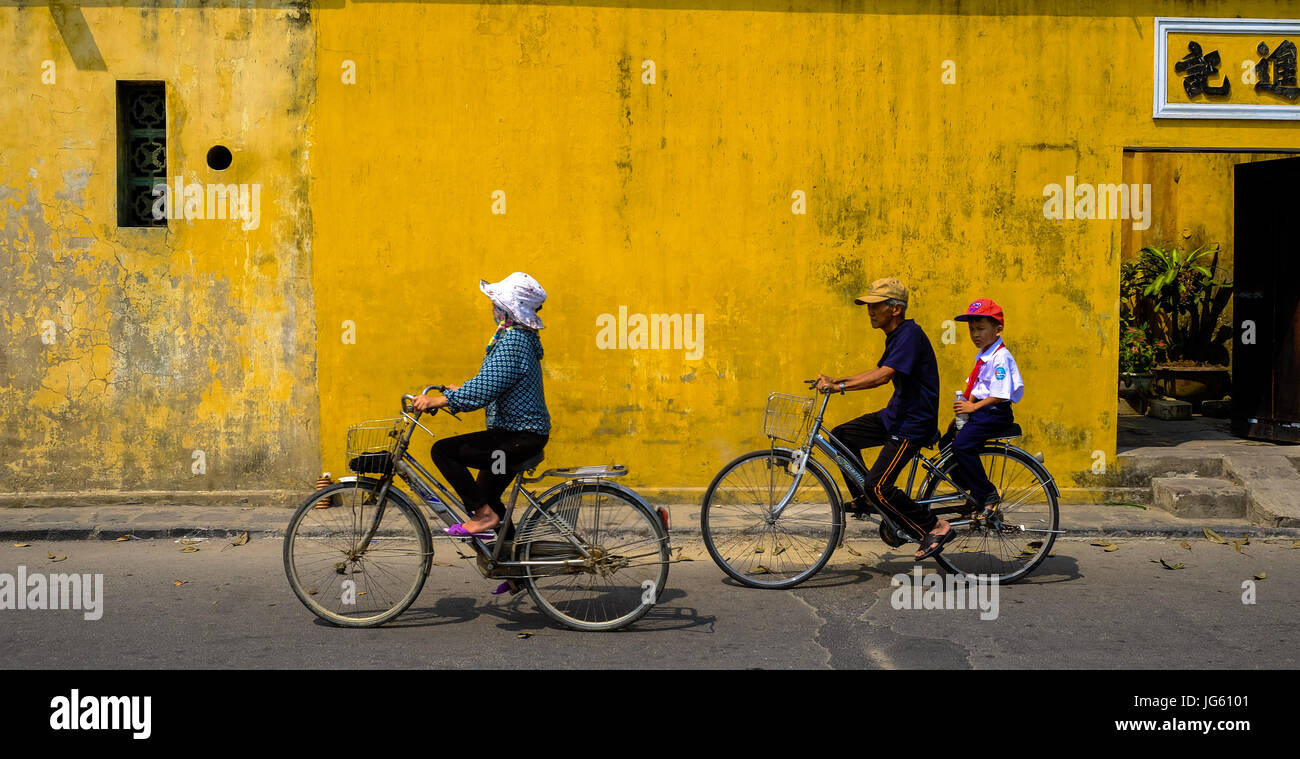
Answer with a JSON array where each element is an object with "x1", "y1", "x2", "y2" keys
[
  {"x1": 711, "y1": 551, "x2": 1082, "y2": 591},
  {"x1": 365, "y1": 587, "x2": 716, "y2": 633},
  {"x1": 481, "y1": 588, "x2": 717, "y2": 633}
]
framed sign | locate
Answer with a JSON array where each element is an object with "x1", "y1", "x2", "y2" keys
[{"x1": 1154, "y1": 17, "x2": 1300, "y2": 120}]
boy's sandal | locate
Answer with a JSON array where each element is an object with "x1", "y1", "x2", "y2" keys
[{"x1": 914, "y1": 529, "x2": 957, "y2": 561}]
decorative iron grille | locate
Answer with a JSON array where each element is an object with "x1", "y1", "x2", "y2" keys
[{"x1": 117, "y1": 82, "x2": 167, "y2": 227}]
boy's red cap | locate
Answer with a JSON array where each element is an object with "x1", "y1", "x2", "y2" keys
[{"x1": 955, "y1": 299, "x2": 1004, "y2": 324}]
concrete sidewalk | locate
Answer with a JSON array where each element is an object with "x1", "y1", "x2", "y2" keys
[{"x1": 3, "y1": 501, "x2": 1299, "y2": 543}]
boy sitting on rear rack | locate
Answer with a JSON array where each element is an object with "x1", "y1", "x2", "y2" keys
[{"x1": 944, "y1": 299, "x2": 1025, "y2": 520}]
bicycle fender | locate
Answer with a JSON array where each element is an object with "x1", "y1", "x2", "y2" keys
[{"x1": 770, "y1": 446, "x2": 845, "y2": 511}]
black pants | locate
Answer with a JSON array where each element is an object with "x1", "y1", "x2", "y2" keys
[
  {"x1": 941, "y1": 403, "x2": 1015, "y2": 506},
  {"x1": 429, "y1": 429, "x2": 548, "y2": 519},
  {"x1": 830, "y1": 412, "x2": 935, "y2": 538}
]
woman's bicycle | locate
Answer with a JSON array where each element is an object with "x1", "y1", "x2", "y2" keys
[
  {"x1": 700, "y1": 379, "x2": 1061, "y2": 588},
  {"x1": 283, "y1": 385, "x2": 672, "y2": 631}
]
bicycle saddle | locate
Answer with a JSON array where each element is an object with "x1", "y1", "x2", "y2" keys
[
  {"x1": 512, "y1": 451, "x2": 545, "y2": 474},
  {"x1": 988, "y1": 423, "x2": 1022, "y2": 440},
  {"x1": 922, "y1": 428, "x2": 943, "y2": 449}
]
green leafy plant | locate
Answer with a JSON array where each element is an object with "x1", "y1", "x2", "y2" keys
[
  {"x1": 1126, "y1": 245, "x2": 1233, "y2": 365},
  {"x1": 1120, "y1": 326, "x2": 1159, "y2": 374}
]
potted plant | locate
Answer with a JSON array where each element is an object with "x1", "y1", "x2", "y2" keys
[
  {"x1": 1118, "y1": 325, "x2": 1158, "y2": 410},
  {"x1": 1132, "y1": 244, "x2": 1234, "y2": 407}
]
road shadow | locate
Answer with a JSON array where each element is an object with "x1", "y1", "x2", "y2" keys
[{"x1": 360, "y1": 587, "x2": 714, "y2": 632}]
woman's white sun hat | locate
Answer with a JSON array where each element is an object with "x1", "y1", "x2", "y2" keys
[{"x1": 480, "y1": 272, "x2": 547, "y2": 329}]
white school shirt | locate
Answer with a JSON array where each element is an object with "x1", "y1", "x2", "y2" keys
[{"x1": 969, "y1": 338, "x2": 1025, "y2": 403}]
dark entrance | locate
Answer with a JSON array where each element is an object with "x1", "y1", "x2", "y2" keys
[{"x1": 1233, "y1": 155, "x2": 1300, "y2": 443}]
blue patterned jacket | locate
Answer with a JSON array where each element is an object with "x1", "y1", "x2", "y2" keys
[{"x1": 444, "y1": 328, "x2": 551, "y2": 435}]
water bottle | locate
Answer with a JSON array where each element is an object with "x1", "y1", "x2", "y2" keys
[{"x1": 954, "y1": 391, "x2": 969, "y2": 430}]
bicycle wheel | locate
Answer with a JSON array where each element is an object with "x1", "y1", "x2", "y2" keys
[
  {"x1": 518, "y1": 482, "x2": 669, "y2": 631},
  {"x1": 283, "y1": 478, "x2": 432, "y2": 627},
  {"x1": 700, "y1": 449, "x2": 843, "y2": 589},
  {"x1": 921, "y1": 446, "x2": 1058, "y2": 584}
]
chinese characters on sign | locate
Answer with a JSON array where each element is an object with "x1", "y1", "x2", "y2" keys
[
  {"x1": 1175, "y1": 41, "x2": 1229, "y2": 97},
  {"x1": 1255, "y1": 40, "x2": 1299, "y2": 101},
  {"x1": 1176, "y1": 38, "x2": 1299, "y2": 102}
]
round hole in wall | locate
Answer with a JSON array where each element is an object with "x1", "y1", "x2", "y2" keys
[{"x1": 206, "y1": 145, "x2": 233, "y2": 171}]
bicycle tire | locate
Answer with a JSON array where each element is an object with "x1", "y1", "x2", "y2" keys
[
  {"x1": 700, "y1": 449, "x2": 843, "y2": 589},
  {"x1": 518, "y1": 482, "x2": 669, "y2": 631},
  {"x1": 283, "y1": 478, "x2": 432, "y2": 627},
  {"x1": 921, "y1": 445, "x2": 1059, "y2": 584}
]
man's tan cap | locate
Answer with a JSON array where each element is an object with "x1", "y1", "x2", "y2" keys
[{"x1": 854, "y1": 277, "x2": 909, "y2": 305}]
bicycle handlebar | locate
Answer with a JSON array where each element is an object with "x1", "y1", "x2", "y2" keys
[{"x1": 400, "y1": 385, "x2": 460, "y2": 419}]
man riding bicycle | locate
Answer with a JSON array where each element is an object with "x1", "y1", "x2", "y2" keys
[{"x1": 814, "y1": 277, "x2": 954, "y2": 561}]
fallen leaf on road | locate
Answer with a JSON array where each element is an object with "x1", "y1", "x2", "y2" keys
[
  {"x1": 1091, "y1": 541, "x2": 1118, "y2": 552},
  {"x1": 180, "y1": 546, "x2": 199, "y2": 553},
  {"x1": 1231, "y1": 540, "x2": 1248, "y2": 555},
  {"x1": 1291, "y1": 540, "x2": 1300, "y2": 549},
  {"x1": 1254, "y1": 572, "x2": 1266, "y2": 580},
  {"x1": 50, "y1": 555, "x2": 67, "y2": 562},
  {"x1": 753, "y1": 546, "x2": 764, "y2": 554},
  {"x1": 13, "y1": 543, "x2": 30, "y2": 548},
  {"x1": 308, "y1": 589, "x2": 319, "y2": 595},
  {"x1": 229, "y1": 532, "x2": 249, "y2": 547},
  {"x1": 1104, "y1": 545, "x2": 1118, "y2": 552},
  {"x1": 747, "y1": 565, "x2": 771, "y2": 575},
  {"x1": 1236, "y1": 534, "x2": 1250, "y2": 546},
  {"x1": 843, "y1": 544, "x2": 862, "y2": 556},
  {"x1": 1180, "y1": 540, "x2": 1192, "y2": 551},
  {"x1": 516, "y1": 633, "x2": 533, "y2": 639},
  {"x1": 173, "y1": 580, "x2": 188, "y2": 586},
  {"x1": 959, "y1": 547, "x2": 979, "y2": 553},
  {"x1": 772, "y1": 545, "x2": 786, "y2": 556},
  {"x1": 432, "y1": 561, "x2": 453, "y2": 567},
  {"x1": 1203, "y1": 528, "x2": 1229, "y2": 544},
  {"x1": 1152, "y1": 558, "x2": 1185, "y2": 570},
  {"x1": 1028, "y1": 540, "x2": 1043, "y2": 548}
]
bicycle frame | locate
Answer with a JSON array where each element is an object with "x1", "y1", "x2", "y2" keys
[
  {"x1": 770, "y1": 390, "x2": 982, "y2": 535},
  {"x1": 348, "y1": 388, "x2": 600, "y2": 574}
]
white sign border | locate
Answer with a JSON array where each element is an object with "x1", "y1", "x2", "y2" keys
[{"x1": 1154, "y1": 17, "x2": 1300, "y2": 121}]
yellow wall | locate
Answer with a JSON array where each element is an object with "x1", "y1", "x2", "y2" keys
[
  {"x1": 1, "y1": 5, "x2": 319, "y2": 494},
  {"x1": 6, "y1": 2, "x2": 1300, "y2": 504},
  {"x1": 313, "y1": 1, "x2": 1299, "y2": 498}
]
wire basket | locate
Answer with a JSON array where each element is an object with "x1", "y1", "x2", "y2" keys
[
  {"x1": 763, "y1": 393, "x2": 815, "y2": 444},
  {"x1": 345, "y1": 418, "x2": 408, "y2": 475}
]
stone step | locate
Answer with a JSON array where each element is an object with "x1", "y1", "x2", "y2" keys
[
  {"x1": 1112, "y1": 452, "x2": 1226, "y2": 486},
  {"x1": 1150, "y1": 477, "x2": 1247, "y2": 519}
]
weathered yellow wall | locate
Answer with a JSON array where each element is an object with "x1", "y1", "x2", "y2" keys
[
  {"x1": 7, "y1": 2, "x2": 1300, "y2": 505},
  {"x1": 313, "y1": 1, "x2": 1299, "y2": 498},
  {"x1": 1, "y1": 4, "x2": 319, "y2": 496}
]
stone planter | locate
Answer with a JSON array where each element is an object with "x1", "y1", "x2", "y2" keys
[
  {"x1": 1118, "y1": 372, "x2": 1153, "y2": 415},
  {"x1": 1152, "y1": 364, "x2": 1231, "y2": 410}
]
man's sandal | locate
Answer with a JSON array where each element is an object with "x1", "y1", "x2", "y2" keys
[
  {"x1": 914, "y1": 529, "x2": 956, "y2": 561},
  {"x1": 974, "y1": 503, "x2": 1000, "y2": 521}
]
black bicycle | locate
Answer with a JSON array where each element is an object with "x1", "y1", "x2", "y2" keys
[{"x1": 700, "y1": 379, "x2": 1061, "y2": 588}]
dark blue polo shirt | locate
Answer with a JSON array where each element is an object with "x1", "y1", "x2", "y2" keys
[{"x1": 877, "y1": 319, "x2": 940, "y2": 441}]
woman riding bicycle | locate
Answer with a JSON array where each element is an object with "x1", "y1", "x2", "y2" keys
[{"x1": 412, "y1": 272, "x2": 550, "y2": 539}]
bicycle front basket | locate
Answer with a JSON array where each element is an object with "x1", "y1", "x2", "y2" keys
[
  {"x1": 763, "y1": 393, "x2": 815, "y2": 444},
  {"x1": 345, "y1": 418, "x2": 407, "y2": 475}
]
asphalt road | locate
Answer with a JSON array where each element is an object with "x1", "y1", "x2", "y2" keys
[{"x1": 1, "y1": 535, "x2": 1296, "y2": 669}]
